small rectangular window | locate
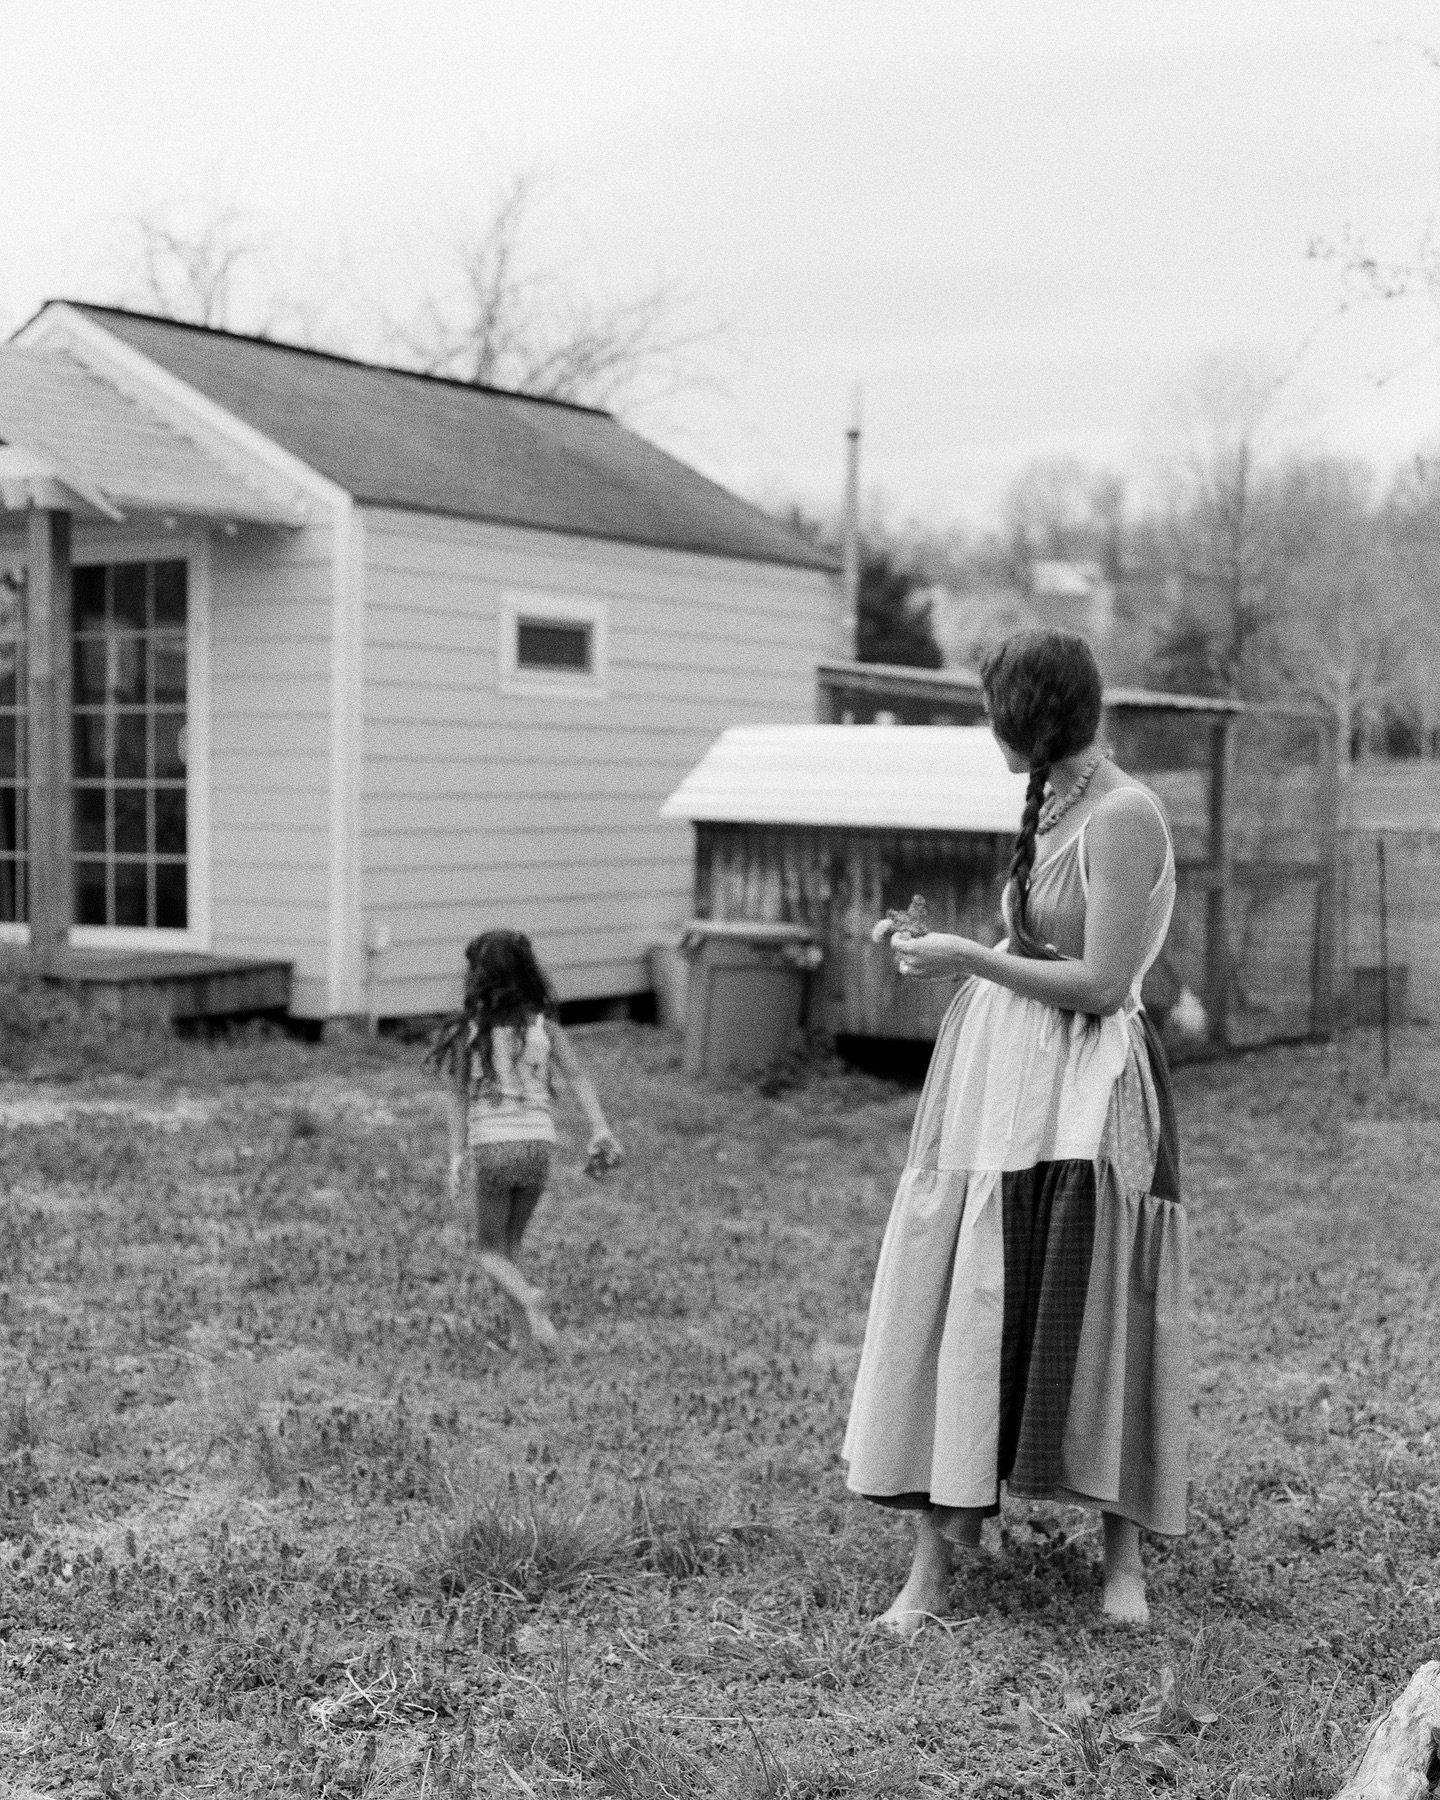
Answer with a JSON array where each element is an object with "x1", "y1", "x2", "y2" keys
[
  {"x1": 516, "y1": 618, "x2": 592, "y2": 673},
  {"x1": 500, "y1": 593, "x2": 608, "y2": 698}
]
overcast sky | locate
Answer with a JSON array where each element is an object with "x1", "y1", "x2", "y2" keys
[{"x1": 8, "y1": 1, "x2": 1440, "y2": 531}]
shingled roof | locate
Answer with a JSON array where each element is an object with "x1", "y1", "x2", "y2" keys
[
  {"x1": 54, "y1": 305, "x2": 835, "y2": 572},
  {"x1": 0, "y1": 344, "x2": 308, "y2": 525}
]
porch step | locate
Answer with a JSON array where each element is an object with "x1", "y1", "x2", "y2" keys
[{"x1": 0, "y1": 949, "x2": 292, "y2": 1024}]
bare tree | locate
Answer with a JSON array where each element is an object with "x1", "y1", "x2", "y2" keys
[
  {"x1": 1146, "y1": 351, "x2": 1294, "y2": 696},
  {"x1": 1377, "y1": 455, "x2": 1440, "y2": 753},
  {"x1": 387, "y1": 173, "x2": 713, "y2": 412},
  {"x1": 125, "y1": 200, "x2": 268, "y2": 330},
  {"x1": 1001, "y1": 456, "x2": 1126, "y2": 583},
  {"x1": 1263, "y1": 458, "x2": 1400, "y2": 766},
  {"x1": 101, "y1": 179, "x2": 714, "y2": 417}
]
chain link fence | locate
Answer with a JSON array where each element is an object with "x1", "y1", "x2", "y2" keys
[
  {"x1": 1340, "y1": 825, "x2": 1440, "y2": 1034},
  {"x1": 1109, "y1": 704, "x2": 1338, "y2": 1052},
  {"x1": 815, "y1": 664, "x2": 1440, "y2": 1056}
]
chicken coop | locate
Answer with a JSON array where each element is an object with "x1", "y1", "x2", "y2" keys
[{"x1": 661, "y1": 664, "x2": 1340, "y2": 1053}]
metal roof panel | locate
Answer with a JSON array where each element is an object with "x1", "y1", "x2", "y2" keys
[{"x1": 660, "y1": 724, "x2": 1030, "y2": 831}]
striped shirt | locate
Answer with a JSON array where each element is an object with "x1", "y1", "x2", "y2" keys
[{"x1": 467, "y1": 1017, "x2": 557, "y2": 1147}]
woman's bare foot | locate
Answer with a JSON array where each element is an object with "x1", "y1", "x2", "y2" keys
[
  {"x1": 876, "y1": 1514, "x2": 952, "y2": 1641},
  {"x1": 1101, "y1": 1512, "x2": 1149, "y2": 1624}
]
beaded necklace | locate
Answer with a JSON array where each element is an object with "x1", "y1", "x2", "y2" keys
[{"x1": 1037, "y1": 747, "x2": 1110, "y2": 835}]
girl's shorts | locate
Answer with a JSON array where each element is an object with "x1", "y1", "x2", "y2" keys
[{"x1": 472, "y1": 1139, "x2": 552, "y2": 1195}]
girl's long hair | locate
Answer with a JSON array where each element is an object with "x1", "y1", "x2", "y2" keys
[
  {"x1": 428, "y1": 930, "x2": 557, "y2": 1079},
  {"x1": 980, "y1": 629, "x2": 1104, "y2": 959}
]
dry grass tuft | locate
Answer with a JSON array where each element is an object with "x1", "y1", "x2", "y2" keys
[{"x1": 420, "y1": 1487, "x2": 627, "y2": 1602}]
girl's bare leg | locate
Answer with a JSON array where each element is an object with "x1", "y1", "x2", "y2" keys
[
  {"x1": 475, "y1": 1180, "x2": 555, "y2": 1353},
  {"x1": 1101, "y1": 1511, "x2": 1148, "y2": 1623},
  {"x1": 504, "y1": 1180, "x2": 557, "y2": 1350},
  {"x1": 877, "y1": 1511, "x2": 954, "y2": 1640}
]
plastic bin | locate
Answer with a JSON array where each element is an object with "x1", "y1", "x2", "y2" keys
[
  {"x1": 679, "y1": 920, "x2": 823, "y2": 1078},
  {"x1": 1349, "y1": 963, "x2": 1409, "y2": 1028},
  {"x1": 647, "y1": 938, "x2": 689, "y2": 1031}
]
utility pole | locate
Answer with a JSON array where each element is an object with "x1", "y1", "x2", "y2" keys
[{"x1": 840, "y1": 386, "x2": 861, "y2": 659}]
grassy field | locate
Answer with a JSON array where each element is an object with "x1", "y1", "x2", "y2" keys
[{"x1": 0, "y1": 1015, "x2": 1437, "y2": 1798}]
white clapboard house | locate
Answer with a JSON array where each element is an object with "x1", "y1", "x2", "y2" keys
[{"x1": 0, "y1": 302, "x2": 839, "y2": 1023}]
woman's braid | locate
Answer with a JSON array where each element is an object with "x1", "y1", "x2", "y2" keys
[
  {"x1": 1009, "y1": 761, "x2": 1050, "y2": 910},
  {"x1": 1007, "y1": 743, "x2": 1063, "y2": 959}
]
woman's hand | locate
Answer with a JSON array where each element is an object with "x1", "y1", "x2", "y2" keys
[
  {"x1": 891, "y1": 931, "x2": 979, "y2": 981},
  {"x1": 447, "y1": 1150, "x2": 467, "y2": 1204}
]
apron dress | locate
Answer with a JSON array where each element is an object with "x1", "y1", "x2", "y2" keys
[{"x1": 843, "y1": 791, "x2": 1189, "y2": 1536}]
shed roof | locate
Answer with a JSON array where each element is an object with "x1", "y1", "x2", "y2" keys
[
  {"x1": 0, "y1": 344, "x2": 308, "y2": 526},
  {"x1": 815, "y1": 660, "x2": 1247, "y2": 714},
  {"x1": 37, "y1": 304, "x2": 835, "y2": 571},
  {"x1": 660, "y1": 725, "x2": 1030, "y2": 832}
]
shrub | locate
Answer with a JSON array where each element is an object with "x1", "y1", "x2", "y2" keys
[{"x1": 0, "y1": 974, "x2": 165, "y2": 1080}]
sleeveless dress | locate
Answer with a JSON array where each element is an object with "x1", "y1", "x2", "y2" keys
[{"x1": 843, "y1": 791, "x2": 1189, "y2": 1536}]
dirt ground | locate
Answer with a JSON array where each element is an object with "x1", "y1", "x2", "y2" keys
[{"x1": 0, "y1": 1020, "x2": 1436, "y2": 1797}]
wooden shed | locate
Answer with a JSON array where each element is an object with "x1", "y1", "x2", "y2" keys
[
  {"x1": 0, "y1": 302, "x2": 839, "y2": 1024},
  {"x1": 662, "y1": 724, "x2": 1031, "y2": 1041},
  {"x1": 663, "y1": 692, "x2": 1341, "y2": 1050}
]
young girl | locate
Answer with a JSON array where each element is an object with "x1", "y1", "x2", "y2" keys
[{"x1": 430, "y1": 930, "x2": 623, "y2": 1352}]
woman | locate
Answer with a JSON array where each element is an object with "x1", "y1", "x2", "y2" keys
[{"x1": 843, "y1": 630, "x2": 1188, "y2": 1634}]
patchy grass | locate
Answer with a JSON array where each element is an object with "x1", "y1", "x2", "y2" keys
[{"x1": 0, "y1": 1019, "x2": 1436, "y2": 1796}]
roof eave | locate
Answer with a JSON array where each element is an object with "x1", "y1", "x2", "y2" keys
[{"x1": 14, "y1": 303, "x2": 346, "y2": 522}]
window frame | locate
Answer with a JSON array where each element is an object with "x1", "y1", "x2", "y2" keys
[
  {"x1": 498, "y1": 592, "x2": 609, "y2": 700},
  {"x1": 65, "y1": 530, "x2": 211, "y2": 953},
  {"x1": 0, "y1": 562, "x2": 29, "y2": 944}
]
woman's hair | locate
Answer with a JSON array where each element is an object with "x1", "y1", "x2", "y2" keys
[
  {"x1": 428, "y1": 929, "x2": 557, "y2": 1077},
  {"x1": 980, "y1": 629, "x2": 1104, "y2": 959}
]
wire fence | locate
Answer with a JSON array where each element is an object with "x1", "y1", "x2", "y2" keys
[
  {"x1": 1112, "y1": 705, "x2": 1337, "y2": 1053},
  {"x1": 815, "y1": 662, "x2": 1440, "y2": 1060},
  {"x1": 1340, "y1": 826, "x2": 1440, "y2": 1036}
]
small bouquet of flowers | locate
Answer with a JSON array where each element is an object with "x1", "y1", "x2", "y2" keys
[
  {"x1": 871, "y1": 894, "x2": 930, "y2": 945},
  {"x1": 584, "y1": 1132, "x2": 625, "y2": 1180}
]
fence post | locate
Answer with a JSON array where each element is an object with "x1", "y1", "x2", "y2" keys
[
  {"x1": 1310, "y1": 712, "x2": 1341, "y2": 1039},
  {"x1": 1205, "y1": 715, "x2": 1235, "y2": 1050},
  {"x1": 1377, "y1": 832, "x2": 1391, "y2": 1079}
]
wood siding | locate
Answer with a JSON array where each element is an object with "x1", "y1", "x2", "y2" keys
[
  {"x1": 359, "y1": 508, "x2": 840, "y2": 1015},
  {"x1": 694, "y1": 822, "x2": 1014, "y2": 1040},
  {"x1": 209, "y1": 523, "x2": 336, "y2": 1015}
]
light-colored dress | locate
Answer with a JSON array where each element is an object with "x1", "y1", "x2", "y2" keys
[{"x1": 843, "y1": 789, "x2": 1189, "y2": 1536}]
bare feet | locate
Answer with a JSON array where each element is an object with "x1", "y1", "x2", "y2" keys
[
  {"x1": 522, "y1": 1294, "x2": 559, "y2": 1354},
  {"x1": 876, "y1": 1514, "x2": 952, "y2": 1641},
  {"x1": 1101, "y1": 1512, "x2": 1149, "y2": 1624},
  {"x1": 1102, "y1": 1565, "x2": 1149, "y2": 1624}
]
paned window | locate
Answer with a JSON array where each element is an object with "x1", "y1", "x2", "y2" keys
[
  {"x1": 0, "y1": 570, "x2": 26, "y2": 924},
  {"x1": 71, "y1": 560, "x2": 188, "y2": 929}
]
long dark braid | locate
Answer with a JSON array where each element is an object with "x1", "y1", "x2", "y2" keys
[
  {"x1": 1007, "y1": 756, "x2": 1062, "y2": 960},
  {"x1": 981, "y1": 630, "x2": 1104, "y2": 962}
]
